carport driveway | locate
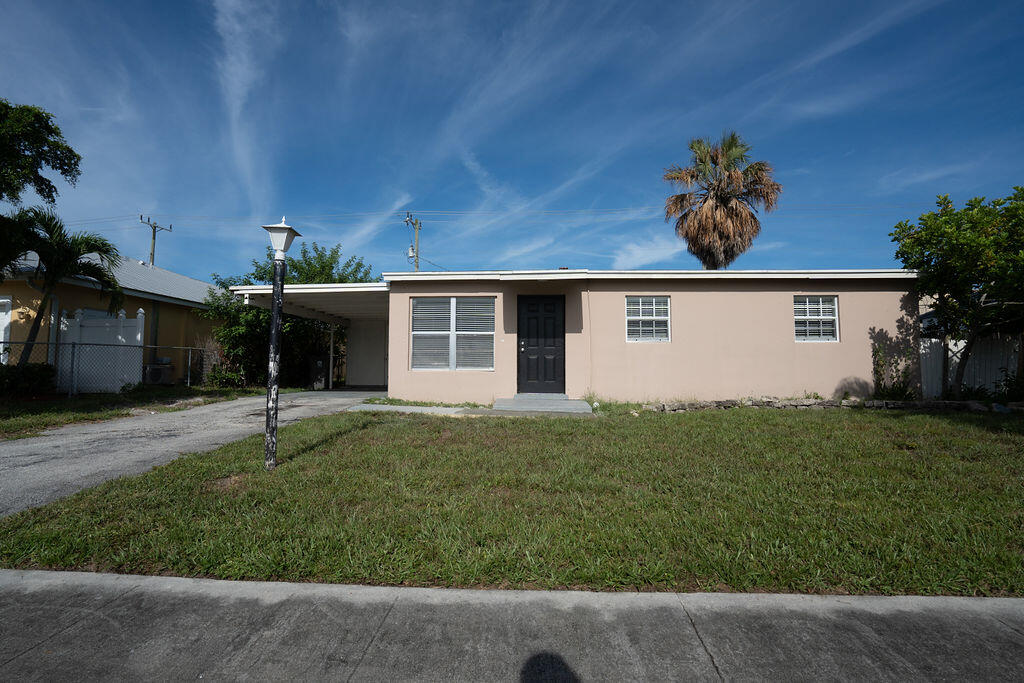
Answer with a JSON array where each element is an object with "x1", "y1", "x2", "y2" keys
[{"x1": 0, "y1": 391, "x2": 382, "y2": 517}]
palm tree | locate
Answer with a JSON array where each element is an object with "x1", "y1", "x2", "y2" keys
[
  {"x1": 17, "y1": 207, "x2": 123, "y2": 366},
  {"x1": 664, "y1": 131, "x2": 782, "y2": 270}
]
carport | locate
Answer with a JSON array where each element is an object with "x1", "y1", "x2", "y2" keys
[{"x1": 230, "y1": 282, "x2": 390, "y2": 388}]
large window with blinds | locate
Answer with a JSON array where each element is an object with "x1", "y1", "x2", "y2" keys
[
  {"x1": 625, "y1": 295, "x2": 670, "y2": 341},
  {"x1": 794, "y1": 295, "x2": 839, "y2": 341},
  {"x1": 411, "y1": 297, "x2": 495, "y2": 370}
]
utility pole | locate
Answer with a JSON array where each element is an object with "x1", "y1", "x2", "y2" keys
[
  {"x1": 404, "y1": 212, "x2": 421, "y2": 271},
  {"x1": 139, "y1": 215, "x2": 172, "y2": 266}
]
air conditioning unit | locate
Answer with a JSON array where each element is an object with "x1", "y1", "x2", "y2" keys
[{"x1": 144, "y1": 364, "x2": 175, "y2": 385}]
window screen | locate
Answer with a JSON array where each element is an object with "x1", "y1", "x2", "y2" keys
[
  {"x1": 626, "y1": 296, "x2": 670, "y2": 341},
  {"x1": 794, "y1": 295, "x2": 839, "y2": 341}
]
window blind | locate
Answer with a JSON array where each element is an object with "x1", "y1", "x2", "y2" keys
[{"x1": 411, "y1": 297, "x2": 495, "y2": 370}]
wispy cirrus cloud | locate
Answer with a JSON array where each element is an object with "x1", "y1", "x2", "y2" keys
[
  {"x1": 876, "y1": 162, "x2": 978, "y2": 194},
  {"x1": 213, "y1": 0, "x2": 283, "y2": 214},
  {"x1": 611, "y1": 233, "x2": 688, "y2": 270},
  {"x1": 338, "y1": 192, "x2": 413, "y2": 251},
  {"x1": 786, "y1": 0, "x2": 946, "y2": 76},
  {"x1": 426, "y1": 3, "x2": 626, "y2": 165}
]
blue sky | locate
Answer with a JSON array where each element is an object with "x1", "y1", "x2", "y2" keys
[{"x1": 2, "y1": 0, "x2": 1022, "y2": 282}]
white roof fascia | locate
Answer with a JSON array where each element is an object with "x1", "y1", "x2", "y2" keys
[
  {"x1": 587, "y1": 269, "x2": 916, "y2": 280},
  {"x1": 229, "y1": 282, "x2": 390, "y2": 295},
  {"x1": 381, "y1": 269, "x2": 916, "y2": 282}
]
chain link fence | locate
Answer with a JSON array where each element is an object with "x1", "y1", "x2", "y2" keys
[{"x1": 1, "y1": 341, "x2": 213, "y2": 396}]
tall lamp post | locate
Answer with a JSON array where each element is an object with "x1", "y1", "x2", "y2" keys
[{"x1": 262, "y1": 218, "x2": 300, "y2": 471}]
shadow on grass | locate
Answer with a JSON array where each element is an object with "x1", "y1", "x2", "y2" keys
[
  {"x1": 276, "y1": 414, "x2": 383, "y2": 466},
  {"x1": 868, "y1": 409, "x2": 1024, "y2": 436}
]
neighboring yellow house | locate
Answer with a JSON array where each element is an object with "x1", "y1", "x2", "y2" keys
[{"x1": 1, "y1": 256, "x2": 217, "y2": 383}]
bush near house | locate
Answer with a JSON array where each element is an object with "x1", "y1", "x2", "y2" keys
[
  {"x1": 0, "y1": 363, "x2": 55, "y2": 397},
  {"x1": 202, "y1": 241, "x2": 375, "y2": 387}
]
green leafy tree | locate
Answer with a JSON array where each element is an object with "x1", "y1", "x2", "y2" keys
[
  {"x1": 249, "y1": 241, "x2": 374, "y2": 285},
  {"x1": 17, "y1": 207, "x2": 123, "y2": 366},
  {"x1": 0, "y1": 211, "x2": 35, "y2": 284},
  {"x1": 0, "y1": 99, "x2": 82, "y2": 205},
  {"x1": 891, "y1": 189, "x2": 1024, "y2": 398},
  {"x1": 664, "y1": 131, "x2": 782, "y2": 269},
  {"x1": 201, "y1": 241, "x2": 376, "y2": 386}
]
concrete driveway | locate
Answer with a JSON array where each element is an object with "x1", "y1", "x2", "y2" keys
[
  {"x1": 1, "y1": 570, "x2": 1022, "y2": 680},
  {"x1": 0, "y1": 390, "x2": 383, "y2": 516}
]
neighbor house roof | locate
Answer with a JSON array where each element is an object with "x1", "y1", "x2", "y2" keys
[{"x1": 15, "y1": 254, "x2": 216, "y2": 308}]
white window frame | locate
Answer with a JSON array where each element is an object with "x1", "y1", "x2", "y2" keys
[
  {"x1": 410, "y1": 296, "x2": 495, "y2": 371},
  {"x1": 625, "y1": 295, "x2": 671, "y2": 343},
  {"x1": 793, "y1": 295, "x2": 840, "y2": 343},
  {"x1": 0, "y1": 295, "x2": 11, "y2": 365}
]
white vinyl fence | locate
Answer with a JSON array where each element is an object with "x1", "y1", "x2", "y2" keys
[
  {"x1": 920, "y1": 333, "x2": 1020, "y2": 398},
  {"x1": 57, "y1": 308, "x2": 145, "y2": 393}
]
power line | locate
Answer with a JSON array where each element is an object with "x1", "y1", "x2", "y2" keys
[
  {"x1": 63, "y1": 202, "x2": 933, "y2": 230},
  {"x1": 419, "y1": 256, "x2": 449, "y2": 271}
]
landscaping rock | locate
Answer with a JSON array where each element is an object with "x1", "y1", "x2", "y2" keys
[{"x1": 640, "y1": 396, "x2": 1010, "y2": 415}]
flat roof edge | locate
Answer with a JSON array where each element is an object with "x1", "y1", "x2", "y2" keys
[
  {"x1": 382, "y1": 269, "x2": 916, "y2": 281},
  {"x1": 230, "y1": 282, "x2": 390, "y2": 294}
]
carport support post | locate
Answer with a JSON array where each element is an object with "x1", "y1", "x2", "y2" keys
[
  {"x1": 262, "y1": 218, "x2": 300, "y2": 472},
  {"x1": 328, "y1": 325, "x2": 334, "y2": 390}
]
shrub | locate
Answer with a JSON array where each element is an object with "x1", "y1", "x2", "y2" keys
[
  {"x1": 872, "y1": 341, "x2": 917, "y2": 400},
  {"x1": 993, "y1": 372, "x2": 1024, "y2": 403},
  {"x1": 205, "y1": 364, "x2": 244, "y2": 388},
  {"x1": 0, "y1": 363, "x2": 56, "y2": 397}
]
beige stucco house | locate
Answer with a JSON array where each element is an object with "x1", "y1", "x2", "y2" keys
[{"x1": 233, "y1": 268, "x2": 917, "y2": 403}]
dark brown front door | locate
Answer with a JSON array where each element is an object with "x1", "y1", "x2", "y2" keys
[{"x1": 517, "y1": 295, "x2": 565, "y2": 393}]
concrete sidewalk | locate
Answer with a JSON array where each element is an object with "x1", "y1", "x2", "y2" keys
[
  {"x1": 0, "y1": 390, "x2": 383, "y2": 516},
  {"x1": 1, "y1": 570, "x2": 1021, "y2": 680}
]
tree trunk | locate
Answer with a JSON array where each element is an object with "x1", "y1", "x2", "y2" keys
[
  {"x1": 940, "y1": 336, "x2": 950, "y2": 398},
  {"x1": 952, "y1": 333, "x2": 978, "y2": 400},
  {"x1": 17, "y1": 292, "x2": 51, "y2": 367}
]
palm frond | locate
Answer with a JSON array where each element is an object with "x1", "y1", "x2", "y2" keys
[{"x1": 662, "y1": 132, "x2": 779, "y2": 269}]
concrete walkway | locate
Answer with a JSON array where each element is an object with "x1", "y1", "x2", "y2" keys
[
  {"x1": 0, "y1": 390, "x2": 383, "y2": 516},
  {"x1": 1, "y1": 570, "x2": 1021, "y2": 680}
]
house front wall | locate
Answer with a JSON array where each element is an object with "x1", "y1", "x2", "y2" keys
[{"x1": 387, "y1": 277, "x2": 915, "y2": 404}]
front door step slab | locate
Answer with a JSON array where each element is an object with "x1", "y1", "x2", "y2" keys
[{"x1": 493, "y1": 395, "x2": 593, "y2": 414}]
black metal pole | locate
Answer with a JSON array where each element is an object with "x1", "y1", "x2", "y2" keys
[{"x1": 264, "y1": 257, "x2": 286, "y2": 470}]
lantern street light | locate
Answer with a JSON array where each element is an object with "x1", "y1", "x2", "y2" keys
[{"x1": 262, "y1": 217, "x2": 300, "y2": 471}]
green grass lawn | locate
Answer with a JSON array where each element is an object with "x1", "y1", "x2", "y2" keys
[
  {"x1": 0, "y1": 386, "x2": 274, "y2": 439},
  {"x1": 1, "y1": 409, "x2": 1022, "y2": 595}
]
